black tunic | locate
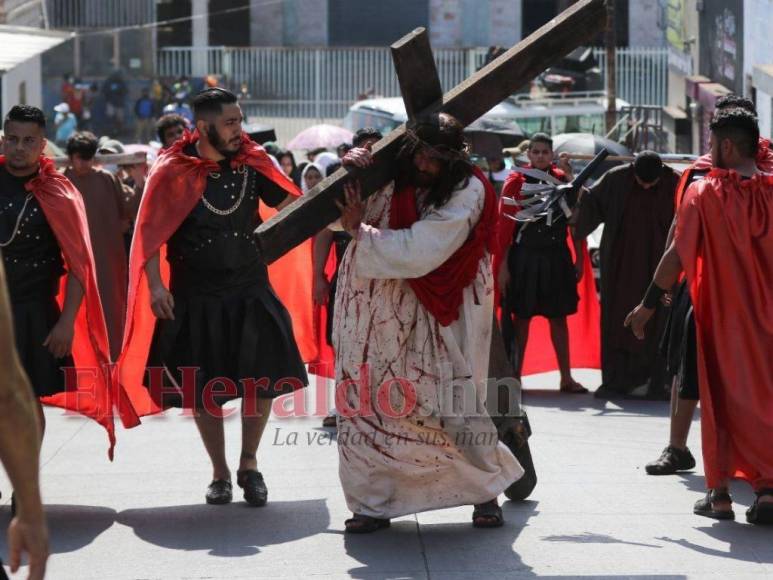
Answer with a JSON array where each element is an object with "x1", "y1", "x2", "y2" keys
[
  {"x1": 660, "y1": 167, "x2": 711, "y2": 401},
  {"x1": 575, "y1": 163, "x2": 678, "y2": 393},
  {"x1": 504, "y1": 170, "x2": 578, "y2": 320},
  {"x1": 146, "y1": 149, "x2": 308, "y2": 409},
  {"x1": 0, "y1": 166, "x2": 71, "y2": 397}
]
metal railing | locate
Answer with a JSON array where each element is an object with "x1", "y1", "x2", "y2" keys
[
  {"x1": 46, "y1": 0, "x2": 156, "y2": 29},
  {"x1": 592, "y1": 47, "x2": 667, "y2": 108},
  {"x1": 158, "y1": 45, "x2": 667, "y2": 106},
  {"x1": 156, "y1": 46, "x2": 667, "y2": 144},
  {"x1": 157, "y1": 47, "x2": 489, "y2": 106}
]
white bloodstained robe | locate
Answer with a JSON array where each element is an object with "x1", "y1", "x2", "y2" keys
[{"x1": 332, "y1": 175, "x2": 523, "y2": 519}]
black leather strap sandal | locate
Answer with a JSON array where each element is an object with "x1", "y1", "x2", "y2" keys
[
  {"x1": 344, "y1": 514, "x2": 391, "y2": 534},
  {"x1": 746, "y1": 489, "x2": 773, "y2": 525},
  {"x1": 693, "y1": 489, "x2": 734, "y2": 520},
  {"x1": 472, "y1": 500, "x2": 504, "y2": 528}
]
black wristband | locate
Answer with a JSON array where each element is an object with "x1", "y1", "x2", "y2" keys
[{"x1": 642, "y1": 282, "x2": 665, "y2": 309}]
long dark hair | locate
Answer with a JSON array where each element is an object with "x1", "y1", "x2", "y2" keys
[{"x1": 395, "y1": 113, "x2": 473, "y2": 208}]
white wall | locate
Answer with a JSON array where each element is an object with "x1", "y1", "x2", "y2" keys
[
  {"x1": 284, "y1": 0, "x2": 328, "y2": 46},
  {"x1": 629, "y1": 0, "x2": 665, "y2": 46},
  {"x1": 744, "y1": 0, "x2": 773, "y2": 95},
  {"x1": 2, "y1": 55, "x2": 42, "y2": 119},
  {"x1": 430, "y1": 0, "x2": 463, "y2": 47},
  {"x1": 488, "y1": 0, "x2": 520, "y2": 47},
  {"x1": 430, "y1": 0, "x2": 519, "y2": 48},
  {"x1": 758, "y1": 90, "x2": 772, "y2": 139}
]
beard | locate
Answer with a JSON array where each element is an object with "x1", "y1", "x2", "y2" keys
[
  {"x1": 207, "y1": 124, "x2": 240, "y2": 159},
  {"x1": 407, "y1": 163, "x2": 439, "y2": 188},
  {"x1": 714, "y1": 146, "x2": 727, "y2": 169},
  {"x1": 6, "y1": 155, "x2": 35, "y2": 172}
]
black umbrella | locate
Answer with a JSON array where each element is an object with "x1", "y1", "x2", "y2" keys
[
  {"x1": 465, "y1": 118, "x2": 526, "y2": 159},
  {"x1": 242, "y1": 123, "x2": 277, "y2": 145},
  {"x1": 551, "y1": 133, "x2": 631, "y2": 180}
]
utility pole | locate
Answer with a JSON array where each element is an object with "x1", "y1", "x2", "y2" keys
[{"x1": 605, "y1": 0, "x2": 617, "y2": 133}]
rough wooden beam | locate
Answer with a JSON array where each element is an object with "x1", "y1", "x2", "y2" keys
[
  {"x1": 256, "y1": 0, "x2": 607, "y2": 264},
  {"x1": 391, "y1": 27, "x2": 443, "y2": 121}
]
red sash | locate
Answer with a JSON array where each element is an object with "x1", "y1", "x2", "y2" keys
[{"x1": 388, "y1": 166, "x2": 497, "y2": 326}]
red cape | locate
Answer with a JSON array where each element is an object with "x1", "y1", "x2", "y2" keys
[
  {"x1": 676, "y1": 138, "x2": 773, "y2": 206},
  {"x1": 3, "y1": 156, "x2": 142, "y2": 459},
  {"x1": 494, "y1": 165, "x2": 601, "y2": 375},
  {"x1": 675, "y1": 171, "x2": 773, "y2": 490},
  {"x1": 120, "y1": 131, "x2": 316, "y2": 408}
]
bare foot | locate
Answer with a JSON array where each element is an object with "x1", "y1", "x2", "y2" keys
[{"x1": 559, "y1": 379, "x2": 588, "y2": 394}]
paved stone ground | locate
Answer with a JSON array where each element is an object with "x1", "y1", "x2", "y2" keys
[{"x1": 2, "y1": 369, "x2": 772, "y2": 579}]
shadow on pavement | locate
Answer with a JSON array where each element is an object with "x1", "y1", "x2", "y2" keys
[
  {"x1": 344, "y1": 500, "x2": 538, "y2": 578},
  {"x1": 0, "y1": 505, "x2": 116, "y2": 555},
  {"x1": 658, "y1": 522, "x2": 773, "y2": 565},
  {"x1": 661, "y1": 473, "x2": 773, "y2": 565},
  {"x1": 541, "y1": 531, "x2": 661, "y2": 548},
  {"x1": 116, "y1": 499, "x2": 329, "y2": 557},
  {"x1": 522, "y1": 390, "x2": 672, "y2": 418}
]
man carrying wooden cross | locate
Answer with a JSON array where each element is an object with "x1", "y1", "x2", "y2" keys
[
  {"x1": 333, "y1": 113, "x2": 523, "y2": 533},
  {"x1": 254, "y1": 0, "x2": 607, "y2": 532}
]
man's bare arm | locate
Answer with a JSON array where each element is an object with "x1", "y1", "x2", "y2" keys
[
  {"x1": 43, "y1": 273, "x2": 84, "y2": 359},
  {"x1": 664, "y1": 215, "x2": 677, "y2": 251},
  {"x1": 0, "y1": 259, "x2": 48, "y2": 579},
  {"x1": 624, "y1": 241, "x2": 683, "y2": 339},
  {"x1": 145, "y1": 253, "x2": 175, "y2": 320},
  {"x1": 652, "y1": 242, "x2": 683, "y2": 290}
]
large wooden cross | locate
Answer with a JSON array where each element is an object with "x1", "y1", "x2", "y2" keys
[{"x1": 255, "y1": 0, "x2": 607, "y2": 263}]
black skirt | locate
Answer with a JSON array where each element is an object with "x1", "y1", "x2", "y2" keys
[
  {"x1": 146, "y1": 282, "x2": 308, "y2": 409},
  {"x1": 506, "y1": 242, "x2": 579, "y2": 319},
  {"x1": 12, "y1": 298, "x2": 73, "y2": 397}
]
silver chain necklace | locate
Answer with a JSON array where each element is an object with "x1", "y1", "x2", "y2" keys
[
  {"x1": 0, "y1": 194, "x2": 33, "y2": 248},
  {"x1": 201, "y1": 165, "x2": 248, "y2": 216}
]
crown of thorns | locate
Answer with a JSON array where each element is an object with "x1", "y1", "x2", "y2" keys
[{"x1": 403, "y1": 126, "x2": 471, "y2": 163}]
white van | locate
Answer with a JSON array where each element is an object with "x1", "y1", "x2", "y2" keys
[{"x1": 343, "y1": 92, "x2": 630, "y2": 138}]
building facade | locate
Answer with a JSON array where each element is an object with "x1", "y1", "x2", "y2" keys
[
  {"x1": 745, "y1": 0, "x2": 773, "y2": 140},
  {"x1": 163, "y1": 0, "x2": 661, "y2": 51}
]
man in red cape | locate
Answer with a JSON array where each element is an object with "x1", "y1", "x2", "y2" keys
[
  {"x1": 628, "y1": 107, "x2": 773, "y2": 524},
  {"x1": 1, "y1": 105, "x2": 147, "y2": 461},
  {"x1": 639, "y1": 96, "x2": 773, "y2": 478},
  {"x1": 495, "y1": 133, "x2": 599, "y2": 391},
  {"x1": 120, "y1": 88, "x2": 314, "y2": 508}
]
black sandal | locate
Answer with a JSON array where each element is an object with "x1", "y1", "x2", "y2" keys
[
  {"x1": 694, "y1": 489, "x2": 734, "y2": 520},
  {"x1": 746, "y1": 488, "x2": 773, "y2": 525},
  {"x1": 472, "y1": 500, "x2": 504, "y2": 528},
  {"x1": 344, "y1": 514, "x2": 391, "y2": 534}
]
